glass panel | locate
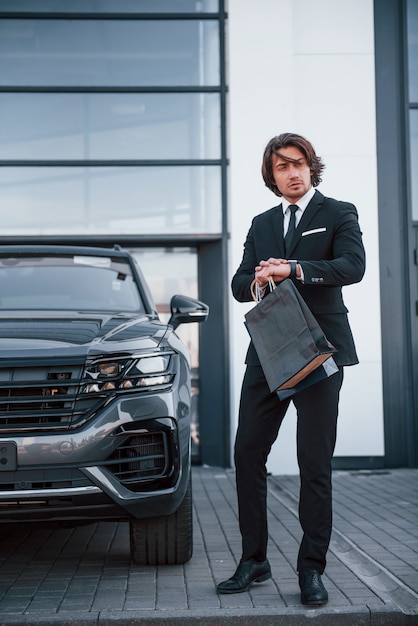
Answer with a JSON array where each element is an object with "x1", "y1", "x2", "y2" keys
[
  {"x1": 408, "y1": 0, "x2": 418, "y2": 102},
  {"x1": 410, "y1": 110, "x2": 418, "y2": 221},
  {"x1": 0, "y1": 93, "x2": 221, "y2": 160},
  {"x1": 131, "y1": 247, "x2": 200, "y2": 459},
  {"x1": 0, "y1": 166, "x2": 222, "y2": 234},
  {"x1": 0, "y1": 0, "x2": 218, "y2": 13},
  {"x1": 0, "y1": 19, "x2": 220, "y2": 87}
]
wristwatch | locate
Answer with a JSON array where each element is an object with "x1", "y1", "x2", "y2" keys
[{"x1": 289, "y1": 260, "x2": 298, "y2": 279}]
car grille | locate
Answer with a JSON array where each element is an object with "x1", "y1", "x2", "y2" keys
[
  {"x1": 0, "y1": 357, "x2": 103, "y2": 432},
  {"x1": 104, "y1": 432, "x2": 170, "y2": 490}
]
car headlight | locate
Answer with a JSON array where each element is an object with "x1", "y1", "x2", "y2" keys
[{"x1": 82, "y1": 354, "x2": 174, "y2": 394}]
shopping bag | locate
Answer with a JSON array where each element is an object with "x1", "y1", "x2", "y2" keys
[
  {"x1": 244, "y1": 278, "x2": 337, "y2": 393},
  {"x1": 276, "y1": 355, "x2": 339, "y2": 400}
]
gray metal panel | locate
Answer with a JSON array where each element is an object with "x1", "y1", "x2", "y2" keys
[
  {"x1": 374, "y1": 0, "x2": 416, "y2": 467},
  {"x1": 197, "y1": 240, "x2": 231, "y2": 468}
]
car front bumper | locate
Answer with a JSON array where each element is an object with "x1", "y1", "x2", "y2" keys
[{"x1": 0, "y1": 386, "x2": 191, "y2": 523}]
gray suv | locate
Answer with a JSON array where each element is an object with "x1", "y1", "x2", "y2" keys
[{"x1": 0, "y1": 245, "x2": 208, "y2": 565}]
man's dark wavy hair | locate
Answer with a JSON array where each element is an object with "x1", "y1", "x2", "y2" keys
[{"x1": 261, "y1": 133, "x2": 325, "y2": 197}]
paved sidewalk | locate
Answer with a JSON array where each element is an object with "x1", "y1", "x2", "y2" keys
[{"x1": 0, "y1": 466, "x2": 417, "y2": 625}]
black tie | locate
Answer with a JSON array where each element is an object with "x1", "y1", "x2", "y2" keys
[{"x1": 284, "y1": 204, "x2": 298, "y2": 255}]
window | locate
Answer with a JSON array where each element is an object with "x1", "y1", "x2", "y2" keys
[
  {"x1": 0, "y1": 93, "x2": 221, "y2": 160},
  {"x1": 0, "y1": 19, "x2": 220, "y2": 87},
  {"x1": 0, "y1": 166, "x2": 221, "y2": 235},
  {"x1": 0, "y1": 0, "x2": 219, "y2": 14},
  {"x1": 0, "y1": 10, "x2": 225, "y2": 236}
]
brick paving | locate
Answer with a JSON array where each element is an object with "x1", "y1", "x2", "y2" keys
[{"x1": 0, "y1": 466, "x2": 416, "y2": 625}]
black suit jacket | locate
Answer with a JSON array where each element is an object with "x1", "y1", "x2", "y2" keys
[{"x1": 231, "y1": 190, "x2": 366, "y2": 367}]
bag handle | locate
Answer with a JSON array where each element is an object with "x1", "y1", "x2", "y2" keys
[{"x1": 250, "y1": 277, "x2": 276, "y2": 303}]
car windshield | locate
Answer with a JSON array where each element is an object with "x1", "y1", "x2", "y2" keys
[{"x1": 0, "y1": 254, "x2": 144, "y2": 312}]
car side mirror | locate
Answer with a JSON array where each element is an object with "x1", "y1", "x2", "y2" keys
[{"x1": 168, "y1": 295, "x2": 209, "y2": 330}]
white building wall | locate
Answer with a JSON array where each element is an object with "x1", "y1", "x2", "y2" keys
[{"x1": 227, "y1": 0, "x2": 384, "y2": 474}]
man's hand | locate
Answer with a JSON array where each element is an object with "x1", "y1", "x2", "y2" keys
[{"x1": 255, "y1": 258, "x2": 291, "y2": 285}]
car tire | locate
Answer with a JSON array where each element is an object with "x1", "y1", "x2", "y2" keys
[{"x1": 129, "y1": 472, "x2": 193, "y2": 565}]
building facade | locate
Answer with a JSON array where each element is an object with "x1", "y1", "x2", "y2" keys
[{"x1": 0, "y1": 0, "x2": 416, "y2": 473}]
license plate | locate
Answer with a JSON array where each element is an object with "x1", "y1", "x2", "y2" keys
[{"x1": 0, "y1": 442, "x2": 17, "y2": 471}]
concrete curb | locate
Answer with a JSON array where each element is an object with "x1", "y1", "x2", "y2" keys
[{"x1": 1, "y1": 604, "x2": 416, "y2": 626}]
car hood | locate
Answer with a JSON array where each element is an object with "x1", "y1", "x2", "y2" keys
[{"x1": 0, "y1": 312, "x2": 169, "y2": 357}]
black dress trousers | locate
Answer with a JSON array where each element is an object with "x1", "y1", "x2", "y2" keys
[{"x1": 234, "y1": 363, "x2": 344, "y2": 574}]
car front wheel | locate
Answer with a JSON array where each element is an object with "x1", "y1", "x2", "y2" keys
[{"x1": 129, "y1": 473, "x2": 193, "y2": 565}]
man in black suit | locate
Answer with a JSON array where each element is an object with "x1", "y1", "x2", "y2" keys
[{"x1": 217, "y1": 133, "x2": 365, "y2": 605}]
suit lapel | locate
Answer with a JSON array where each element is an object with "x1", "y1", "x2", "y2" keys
[{"x1": 270, "y1": 204, "x2": 286, "y2": 256}]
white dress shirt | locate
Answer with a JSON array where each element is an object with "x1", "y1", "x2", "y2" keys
[{"x1": 282, "y1": 186, "x2": 316, "y2": 236}]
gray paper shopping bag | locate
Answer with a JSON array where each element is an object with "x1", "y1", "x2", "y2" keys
[{"x1": 245, "y1": 278, "x2": 337, "y2": 393}]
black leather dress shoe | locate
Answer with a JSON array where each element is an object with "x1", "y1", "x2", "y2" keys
[
  {"x1": 299, "y1": 569, "x2": 328, "y2": 606},
  {"x1": 217, "y1": 559, "x2": 271, "y2": 594}
]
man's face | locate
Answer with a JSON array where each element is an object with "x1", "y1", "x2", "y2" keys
[{"x1": 271, "y1": 145, "x2": 313, "y2": 203}]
